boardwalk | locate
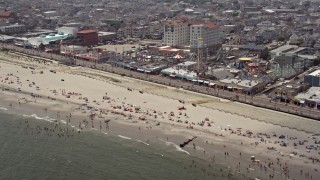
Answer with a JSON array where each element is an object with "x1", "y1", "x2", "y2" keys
[{"x1": 1, "y1": 43, "x2": 319, "y2": 120}]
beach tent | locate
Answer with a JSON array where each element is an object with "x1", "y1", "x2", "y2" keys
[
  {"x1": 251, "y1": 156, "x2": 255, "y2": 161},
  {"x1": 173, "y1": 54, "x2": 183, "y2": 59},
  {"x1": 139, "y1": 115, "x2": 146, "y2": 120}
]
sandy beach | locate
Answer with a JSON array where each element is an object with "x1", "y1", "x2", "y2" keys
[{"x1": 0, "y1": 50, "x2": 320, "y2": 180}]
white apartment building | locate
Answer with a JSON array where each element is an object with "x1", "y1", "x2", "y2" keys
[
  {"x1": 189, "y1": 22, "x2": 222, "y2": 49},
  {"x1": 0, "y1": 24, "x2": 26, "y2": 34},
  {"x1": 163, "y1": 20, "x2": 189, "y2": 47},
  {"x1": 163, "y1": 20, "x2": 222, "y2": 54}
]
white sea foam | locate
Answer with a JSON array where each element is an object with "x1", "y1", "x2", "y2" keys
[
  {"x1": 104, "y1": 133, "x2": 108, "y2": 135},
  {"x1": 31, "y1": 114, "x2": 45, "y2": 120},
  {"x1": 137, "y1": 140, "x2": 149, "y2": 146},
  {"x1": 24, "y1": 114, "x2": 54, "y2": 122},
  {"x1": 159, "y1": 139, "x2": 190, "y2": 155},
  {"x1": 60, "y1": 120, "x2": 67, "y2": 124},
  {"x1": 41, "y1": 116, "x2": 54, "y2": 122},
  {"x1": 0, "y1": 107, "x2": 8, "y2": 111},
  {"x1": 118, "y1": 135, "x2": 132, "y2": 140}
]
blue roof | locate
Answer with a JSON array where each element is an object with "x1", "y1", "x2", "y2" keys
[{"x1": 44, "y1": 34, "x2": 71, "y2": 42}]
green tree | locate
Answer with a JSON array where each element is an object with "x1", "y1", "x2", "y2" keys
[
  {"x1": 277, "y1": 36, "x2": 286, "y2": 42},
  {"x1": 259, "y1": 49, "x2": 270, "y2": 60}
]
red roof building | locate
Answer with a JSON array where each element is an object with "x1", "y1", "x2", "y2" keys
[
  {"x1": 77, "y1": 30, "x2": 98, "y2": 47},
  {"x1": 0, "y1": 11, "x2": 14, "y2": 19}
]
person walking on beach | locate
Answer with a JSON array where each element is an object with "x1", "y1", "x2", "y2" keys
[{"x1": 106, "y1": 122, "x2": 109, "y2": 130}]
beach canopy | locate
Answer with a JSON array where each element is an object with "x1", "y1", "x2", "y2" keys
[{"x1": 173, "y1": 54, "x2": 183, "y2": 59}]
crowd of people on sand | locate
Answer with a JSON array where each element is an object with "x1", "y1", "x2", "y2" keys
[
  {"x1": 1, "y1": 54, "x2": 319, "y2": 180},
  {"x1": 73, "y1": 88, "x2": 318, "y2": 179}
]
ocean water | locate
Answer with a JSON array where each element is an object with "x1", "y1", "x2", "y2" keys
[{"x1": 0, "y1": 111, "x2": 247, "y2": 180}]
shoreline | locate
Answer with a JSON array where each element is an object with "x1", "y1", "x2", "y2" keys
[
  {"x1": 0, "y1": 93, "x2": 250, "y2": 179},
  {"x1": 0, "y1": 89, "x2": 318, "y2": 180},
  {"x1": 0, "y1": 53, "x2": 320, "y2": 179},
  {"x1": 0, "y1": 85, "x2": 318, "y2": 180}
]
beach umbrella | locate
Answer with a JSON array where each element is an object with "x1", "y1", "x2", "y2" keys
[{"x1": 289, "y1": 154, "x2": 294, "y2": 157}]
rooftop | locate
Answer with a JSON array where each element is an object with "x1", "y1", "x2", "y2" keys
[
  {"x1": 206, "y1": 68, "x2": 235, "y2": 80},
  {"x1": 219, "y1": 78, "x2": 262, "y2": 88},
  {"x1": 0, "y1": 35, "x2": 15, "y2": 40},
  {"x1": 0, "y1": 11, "x2": 12, "y2": 18},
  {"x1": 298, "y1": 55, "x2": 318, "y2": 60},
  {"x1": 98, "y1": 32, "x2": 117, "y2": 36},
  {"x1": 190, "y1": 22, "x2": 219, "y2": 29},
  {"x1": 1, "y1": 24, "x2": 25, "y2": 28},
  {"x1": 177, "y1": 61, "x2": 197, "y2": 66},
  {"x1": 78, "y1": 30, "x2": 97, "y2": 34},
  {"x1": 237, "y1": 80, "x2": 261, "y2": 88},
  {"x1": 270, "y1": 45, "x2": 298, "y2": 54},
  {"x1": 167, "y1": 19, "x2": 188, "y2": 26},
  {"x1": 287, "y1": 47, "x2": 306, "y2": 54},
  {"x1": 161, "y1": 67, "x2": 197, "y2": 80},
  {"x1": 295, "y1": 87, "x2": 320, "y2": 102},
  {"x1": 240, "y1": 43, "x2": 266, "y2": 51},
  {"x1": 309, "y1": 69, "x2": 320, "y2": 77}
]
